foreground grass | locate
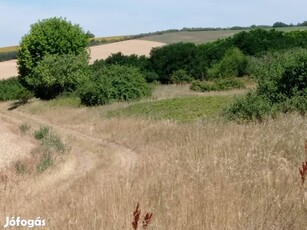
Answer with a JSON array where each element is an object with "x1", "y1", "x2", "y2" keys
[
  {"x1": 107, "y1": 95, "x2": 235, "y2": 122},
  {"x1": 0, "y1": 105, "x2": 306, "y2": 229}
]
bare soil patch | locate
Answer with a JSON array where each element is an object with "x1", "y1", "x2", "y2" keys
[{"x1": 0, "y1": 60, "x2": 18, "y2": 80}]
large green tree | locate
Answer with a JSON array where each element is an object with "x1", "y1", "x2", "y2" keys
[{"x1": 17, "y1": 17, "x2": 89, "y2": 99}]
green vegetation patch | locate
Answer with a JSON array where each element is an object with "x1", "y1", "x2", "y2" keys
[{"x1": 108, "y1": 95, "x2": 235, "y2": 122}]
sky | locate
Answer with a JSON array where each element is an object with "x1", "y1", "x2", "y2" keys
[{"x1": 0, "y1": 0, "x2": 306, "y2": 47}]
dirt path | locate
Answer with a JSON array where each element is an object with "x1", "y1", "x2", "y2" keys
[{"x1": 0, "y1": 104, "x2": 138, "y2": 197}]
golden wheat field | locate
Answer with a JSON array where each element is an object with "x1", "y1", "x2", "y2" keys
[
  {"x1": 0, "y1": 40, "x2": 165, "y2": 80},
  {"x1": 0, "y1": 85, "x2": 307, "y2": 229}
]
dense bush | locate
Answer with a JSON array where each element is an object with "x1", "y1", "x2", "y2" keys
[
  {"x1": 207, "y1": 48, "x2": 249, "y2": 78},
  {"x1": 29, "y1": 52, "x2": 90, "y2": 99},
  {"x1": 18, "y1": 17, "x2": 88, "y2": 96},
  {"x1": 224, "y1": 92, "x2": 275, "y2": 122},
  {"x1": 225, "y1": 48, "x2": 307, "y2": 121},
  {"x1": 170, "y1": 70, "x2": 193, "y2": 84},
  {"x1": 190, "y1": 78, "x2": 245, "y2": 92},
  {"x1": 79, "y1": 65, "x2": 151, "y2": 106},
  {"x1": 105, "y1": 52, "x2": 150, "y2": 72},
  {"x1": 0, "y1": 77, "x2": 33, "y2": 101},
  {"x1": 150, "y1": 42, "x2": 199, "y2": 83},
  {"x1": 232, "y1": 29, "x2": 295, "y2": 55}
]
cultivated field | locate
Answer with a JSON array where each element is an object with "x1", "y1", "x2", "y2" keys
[
  {"x1": 139, "y1": 30, "x2": 242, "y2": 44},
  {"x1": 0, "y1": 60, "x2": 18, "y2": 80},
  {"x1": 0, "y1": 85, "x2": 306, "y2": 229},
  {"x1": 89, "y1": 39, "x2": 165, "y2": 63},
  {"x1": 139, "y1": 27, "x2": 307, "y2": 44},
  {"x1": 0, "y1": 40, "x2": 165, "y2": 80}
]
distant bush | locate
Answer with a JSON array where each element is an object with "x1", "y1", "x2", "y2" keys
[
  {"x1": 144, "y1": 71, "x2": 159, "y2": 83},
  {"x1": 150, "y1": 42, "x2": 199, "y2": 83},
  {"x1": 207, "y1": 48, "x2": 249, "y2": 78},
  {"x1": 170, "y1": 70, "x2": 193, "y2": 84},
  {"x1": 80, "y1": 65, "x2": 152, "y2": 106},
  {"x1": 0, "y1": 51, "x2": 18, "y2": 62},
  {"x1": 0, "y1": 77, "x2": 33, "y2": 101},
  {"x1": 190, "y1": 78, "x2": 245, "y2": 92}
]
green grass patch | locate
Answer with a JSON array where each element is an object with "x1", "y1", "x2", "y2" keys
[{"x1": 107, "y1": 95, "x2": 235, "y2": 122}]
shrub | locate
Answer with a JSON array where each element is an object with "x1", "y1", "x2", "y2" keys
[
  {"x1": 224, "y1": 92, "x2": 275, "y2": 122},
  {"x1": 37, "y1": 152, "x2": 53, "y2": 173},
  {"x1": 144, "y1": 71, "x2": 159, "y2": 83},
  {"x1": 170, "y1": 69, "x2": 193, "y2": 84},
  {"x1": 0, "y1": 77, "x2": 33, "y2": 101},
  {"x1": 19, "y1": 122, "x2": 31, "y2": 135},
  {"x1": 207, "y1": 48, "x2": 249, "y2": 78},
  {"x1": 150, "y1": 42, "x2": 199, "y2": 83},
  {"x1": 277, "y1": 56, "x2": 307, "y2": 98},
  {"x1": 34, "y1": 126, "x2": 50, "y2": 140},
  {"x1": 225, "y1": 48, "x2": 307, "y2": 121},
  {"x1": 18, "y1": 17, "x2": 88, "y2": 97},
  {"x1": 30, "y1": 52, "x2": 90, "y2": 99},
  {"x1": 80, "y1": 65, "x2": 152, "y2": 106},
  {"x1": 190, "y1": 78, "x2": 245, "y2": 92}
]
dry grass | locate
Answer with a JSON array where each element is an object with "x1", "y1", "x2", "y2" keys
[
  {"x1": 0, "y1": 99, "x2": 307, "y2": 229},
  {"x1": 0, "y1": 45, "x2": 18, "y2": 53}
]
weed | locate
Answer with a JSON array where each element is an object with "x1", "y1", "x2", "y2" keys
[
  {"x1": 299, "y1": 162, "x2": 307, "y2": 185},
  {"x1": 132, "y1": 203, "x2": 153, "y2": 230},
  {"x1": 42, "y1": 133, "x2": 65, "y2": 153},
  {"x1": 19, "y1": 122, "x2": 31, "y2": 135},
  {"x1": 36, "y1": 152, "x2": 53, "y2": 173},
  {"x1": 33, "y1": 126, "x2": 50, "y2": 140},
  {"x1": 15, "y1": 161, "x2": 26, "y2": 174}
]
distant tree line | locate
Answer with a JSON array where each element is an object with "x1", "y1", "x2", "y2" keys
[
  {"x1": 93, "y1": 28, "x2": 307, "y2": 84},
  {"x1": 0, "y1": 51, "x2": 18, "y2": 62}
]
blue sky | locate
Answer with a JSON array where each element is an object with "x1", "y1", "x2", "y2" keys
[{"x1": 0, "y1": 0, "x2": 306, "y2": 47}]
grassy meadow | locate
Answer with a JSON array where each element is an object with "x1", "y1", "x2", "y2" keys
[{"x1": 0, "y1": 83, "x2": 307, "y2": 229}]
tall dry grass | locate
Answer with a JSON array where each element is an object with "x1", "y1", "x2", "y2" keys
[{"x1": 0, "y1": 105, "x2": 307, "y2": 229}]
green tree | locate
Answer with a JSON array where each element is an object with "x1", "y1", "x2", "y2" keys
[
  {"x1": 17, "y1": 17, "x2": 89, "y2": 98},
  {"x1": 150, "y1": 42, "x2": 199, "y2": 83}
]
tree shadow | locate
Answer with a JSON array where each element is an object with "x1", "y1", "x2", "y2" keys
[{"x1": 8, "y1": 100, "x2": 30, "y2": 110}]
